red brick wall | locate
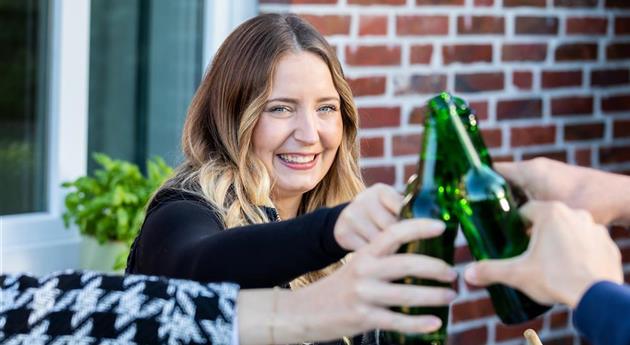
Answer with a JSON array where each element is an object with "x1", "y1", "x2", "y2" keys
[{"x1": 259, "y1": 1, "x2": 630, "y2": 344}]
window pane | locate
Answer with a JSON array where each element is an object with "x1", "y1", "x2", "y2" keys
[
  {"x1": 88, "y1": 0, "x2": 204, "y2": 172},
  {"x1": 0, "y1": 0, "x2": 49, "y2": 215}
]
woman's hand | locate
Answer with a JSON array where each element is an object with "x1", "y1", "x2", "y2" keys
[
  {"x1": 334, "y1": 183, "x2": 404, "y2": 250},
  {"x1": 275, "y1": 218, "x2": 458, "y2": 343},
  {"x1": 464, "y1": 201, "x2": 623, "y2": 308},
  {"x1": 495, "y1": 157, "x2": 630, "y2": 225}
]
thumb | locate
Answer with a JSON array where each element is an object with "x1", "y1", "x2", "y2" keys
[
  {"x1": 494, "y1": 162, "x2": 524, "y2": 188},
  {"x1": 464, "y1": 257, "x2": 522, "y2": 288}
]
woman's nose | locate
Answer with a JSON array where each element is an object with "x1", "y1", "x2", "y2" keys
[{"x1": 293, "y1": 111, "x2": 319, "y2": 144}]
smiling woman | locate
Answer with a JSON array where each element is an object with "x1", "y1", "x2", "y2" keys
[{"x1": 124, "y1": 13, "x2": 456, "y2": 345}]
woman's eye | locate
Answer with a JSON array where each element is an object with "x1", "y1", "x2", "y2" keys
[
  {"x1": 268, "y1": 106, "x2": 290, "y2": 113},
  {"x1": 318, "y1": 105, "x2": 338, "y2": 113}
]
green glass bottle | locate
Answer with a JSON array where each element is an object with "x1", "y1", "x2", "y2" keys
[
  {"x1": 382, "y1": 117, "x2": 458, "y2": 345},
  {"x1": 433, "y1": 92, "x2": 550, "y2": 325}
]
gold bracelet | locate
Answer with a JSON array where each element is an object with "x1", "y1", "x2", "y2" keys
[{"x1": 270, "y1": 286, "x2": 280, "y2": 344}]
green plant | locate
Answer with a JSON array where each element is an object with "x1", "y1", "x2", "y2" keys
[{"x1": 62, "y1": 153, "x2": 173, "y2": 269}]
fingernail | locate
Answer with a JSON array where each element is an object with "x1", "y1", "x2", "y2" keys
[
  {"x1": 464, "y1": 265, "x2": 478, "y2": 284},
  {"x1": 429, "y1": 317, "x2": 442, "y2": 329},
  {"x1": 446, "y1": 289, "x2": 457, "y2": 301},
  {"x1": 426, "y1": 220, "x2": 445, "y2": 232}
]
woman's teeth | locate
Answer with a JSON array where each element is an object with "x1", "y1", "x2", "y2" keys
[{"x1": 277, "y1": 154, "x2": 316, "y2": 163}]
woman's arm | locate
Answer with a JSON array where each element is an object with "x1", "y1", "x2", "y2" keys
[{"x1": 129, "y1": 199, "x2": 348, "y2": 288}]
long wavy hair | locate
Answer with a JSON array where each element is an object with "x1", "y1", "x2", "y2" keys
[{"x1": 159, "y1": 13, "x2": 364, "y2": 288}]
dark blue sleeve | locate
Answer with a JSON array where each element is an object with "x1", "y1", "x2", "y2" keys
[{"x1": 573, "y1": 281, "x2": 630, "y2": 345}]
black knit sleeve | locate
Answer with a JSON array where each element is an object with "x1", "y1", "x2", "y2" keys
[{"x1": 127, "y1": 199, "x2": 349, "y2": 289}]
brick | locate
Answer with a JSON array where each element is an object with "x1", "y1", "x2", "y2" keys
[
  {"x1": 348, "y1": 76, "x2": 386, "y2": 96},
  {"x1": 360, "y1": 137, "x2": 385, "y2": 157},
  {"x1": 555, "y1": 43, "x2": 598, "y2": 61},
  {"x1": 599, "y1": 145, "x2": 630, "y2": 164},
  {"x1": 260, "y1": 0, "x2": 336, "y2": 3},
  {"x1": 409, "y1": 106, "x2": 427, "y2": 125},
  {"x1": 348, "y1": 0, "x2": 405, "y2": 4},
  {"x1": 397, "y1": 15, "x2": 449, "y2": 36},
  {"x1": 566, "y1": 17, "x2": 608, "y2": 35},
  {"x1": 542, "y1": 70, "x2": 582, "y2": 89},
  {"x1": 447, "y1": 326, "x2": 488, "y2": 345},
  {"x1": 457, "y1": 16, "x2": 504, "y2": 35},
  {"x1": 403, "y1": 164, "x2": 417, "y2": 182},
  {"x1": 607, "y1": 43, "x2": 630, "y2": 60},
  {"x1": 359, "y1": 15, "x2": 387, "y2": 36},
  {"x1": 497, "y1": 98, "x2": 542, "y2": 120},
  {"x1": 475, "y1": 0, "x2": 494, "y2": 5},
  {"x1": 513, "y1": 70, "x2": 533, "y2": 89},
  {"x1": 591, "y1": 68, "x2": 630, "y2": 87},
  {"x1": 614, "y1": 119, "x2": 630, "y2": 138},
  {"x1": 443, "y1": 44, "x2": 492, "y2": 64},
  {"x1": 554, "y1": 0, "x2": 597, "y2": 6},
  {"x1": 502, "y1": 43, "x2": 547, "y2": 61},
  {"x1": 470, "y1": 101, "x2": 489, "y2": 121},
  {"x1": 549, "y1": 309, "x2": 570, "y2": 329},
  {"x1": 454, "y1": 245, "x2": 473, "y2": 264},
  {"x1": 611, "y1": 226, "x2": 630, "y2": 240},
  {"x1": 416, "y1": 0, "x2": 465, "y2": 4},
  {"x1": 522, "y1": 150, "x2": 568, "y2": 162},
  {"x1": 358, "y1": 107, "x2": 401, "y2": 128},
  {"x1": 511, "y1": 126, "x2": 556, "y2": 147},
  {"x1": 451, "y1": 298, "x2": 495, "y2": 323},
  {"x1": 575, "y1": 148, "x2": 592, "y2": 166},
  {"x1": 394, "y1": 74, "x2": 447, "y2": 95},
  {"x1": 455, "y1": 72, "x2": 504, "y2": 92},
  {"x1": 602, "y1": 94, "x2": 630, "y2": 113},
  {"x1": 481, "y1": 128, "x2": 502, "y2": 148},
  {"x1": 361, "y1": 166, "x2": 396, "y2": 185},
  {"x1": 299, "y1": 15, "x2": 350, "y2": 36},
  {"x1": 551, "y1": 96, "x2": 594, "y2": 116},
  {"x1": 564, "y1": 122, "x2": 605, "y2": 141},
  {"x1": 345, "y1": 45, "x2": 401, "y2": 66},
  {"x1": 496, "y1": 318, "x2": 544, "y2": 341},
  {"x1": 494, "y1": 154, "x2": 515, "y2": 162},
  {"x1": 393, "y1": 134, "x2": 422, "y2": 156},
  {"x1": 504, "y1": 0, "x2": 545, "y2": 6},
  {"x1": 606, "y1": 0, "x2": 630, "y2": 8},
  {"x1": 410, "y1": 44, "x2": 433, "y2": 64},
  {"x1": 516, "y1": 16, "x2": 559, "y2": 35},
  {"x1": 615, "y1": 17, "x2": 630, "y2": 34}
]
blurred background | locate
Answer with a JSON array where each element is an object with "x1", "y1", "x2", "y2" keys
[{"x1": 1, "y1": 0, "x2": 629, "y2": 344}]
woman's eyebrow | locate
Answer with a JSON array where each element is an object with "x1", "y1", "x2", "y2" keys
[{"x1": 266, "y1": 96, "x2": 340, "y2": 104}]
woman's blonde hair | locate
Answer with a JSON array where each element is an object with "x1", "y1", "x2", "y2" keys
[{"x1": 160, "y1": 13, "x2": 364, "y2": 288}]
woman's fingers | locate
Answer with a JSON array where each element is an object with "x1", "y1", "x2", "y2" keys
[
  {"x1": 357, "y1": 280, "x2": 456, "y2": 307},
  {"x1": 368, "y1": 201, "x2": 399, "y2": 233},
  {"x1": 376, "y1": 183, "x2": 404, "y2": 215},
  {"x1": 367, "y1": 308, "x2": 442, "y2": 334},
  {"x1": 366, "y1": 219, "x2": 445, "y2": 256},
  {"x1": 357, "y1": 254, "x2": 457, "y2": 283}
]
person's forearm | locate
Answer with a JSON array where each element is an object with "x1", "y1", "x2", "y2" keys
[{"x1": 237, "y1": 289, "x2": 322, "y2": 345}]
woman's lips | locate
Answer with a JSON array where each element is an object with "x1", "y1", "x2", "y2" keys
[{"x1": 276, "y1": 153, "x2": 319, "y2": 170}]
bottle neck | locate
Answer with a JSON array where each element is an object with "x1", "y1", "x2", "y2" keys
[
  {"x1": 418, "y1": 121, "x2": 438, "y2": 191},
  {"x1": 446, "y1": 96, "x2": 483, "y2": 170}
]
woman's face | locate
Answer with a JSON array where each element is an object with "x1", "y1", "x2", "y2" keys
[{"x1": 252, "y1": 51, "x2": 343, "y2": 200}]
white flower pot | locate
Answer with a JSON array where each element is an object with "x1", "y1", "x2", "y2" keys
[{"x1": 80, "y1": 235, "x2": 127, "y2": 274}]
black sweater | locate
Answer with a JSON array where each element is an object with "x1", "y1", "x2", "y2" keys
[{"x1": 126, "y1": 189, "x2": 349, "y2": 289}]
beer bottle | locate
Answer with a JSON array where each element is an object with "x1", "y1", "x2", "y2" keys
[
  {"x1": 382, "y1": 117, "x2": 458, "y2": 345},
  {"x1": 434, "y1": 92, "x2": 550, "y2": 324}
]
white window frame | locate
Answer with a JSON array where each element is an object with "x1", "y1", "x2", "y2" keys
[
  {"x1": 0, "y1": 0, "x2": 91, "y2": 274},
  {"x1": 0, "y1": 0, "x2": 258, "y2": 275}
]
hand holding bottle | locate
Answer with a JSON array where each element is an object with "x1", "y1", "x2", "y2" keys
[
  {"x1": 239, "y1": 218, "x2": 458, "y2": 344},
  {"x1": 495, "y1": 158, "x2": 630, "y2": 226},
  {"x1": 464, "y1": 201, "x2": 623, "y2": 308},
  {"x1": 334, "y1": 183, "x2": 404, "y2": 250}
]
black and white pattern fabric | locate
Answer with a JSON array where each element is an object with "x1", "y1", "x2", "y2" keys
[{"x1": 0, "y1": 270, "x2": 239, "y2": 344}]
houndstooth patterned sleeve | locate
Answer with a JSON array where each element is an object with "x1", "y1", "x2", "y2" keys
[{"x1": 0, "y1": 270, "x2": 239, "y2": 345}]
